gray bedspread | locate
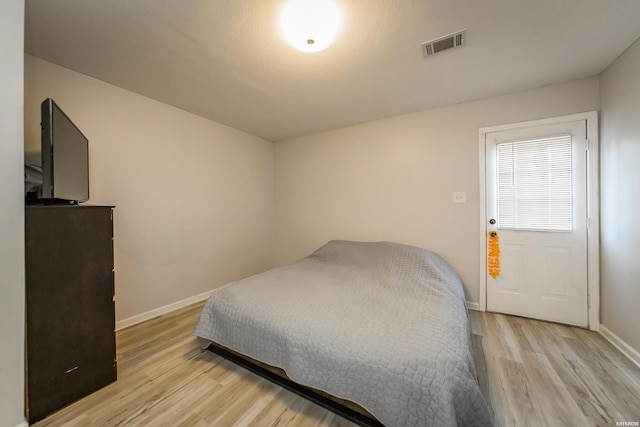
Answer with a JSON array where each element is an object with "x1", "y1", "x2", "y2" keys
[{"x1": 193, "y1": 240, "x2": 492, "y2": 427}]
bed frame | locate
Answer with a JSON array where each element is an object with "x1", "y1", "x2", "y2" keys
[{"x1": 206, "y1": 342, "x2": 385, "y2": 427}]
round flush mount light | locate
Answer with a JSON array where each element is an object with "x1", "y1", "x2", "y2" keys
[{"x1": 279, "y1": 0, "x2": 342, "y2": 53}]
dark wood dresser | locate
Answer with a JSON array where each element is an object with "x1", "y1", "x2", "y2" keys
[{"x1": 25, "y1": 205, "x2": 116, "y2": 423}]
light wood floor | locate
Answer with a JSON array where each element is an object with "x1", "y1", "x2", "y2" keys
[{"x1": 34, "y1": 302, "x2": 640, "y2": 427}]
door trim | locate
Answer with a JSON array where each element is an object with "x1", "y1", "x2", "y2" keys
[{"x1": 478, "y1": 112, "x2": 600, "y2": 330}]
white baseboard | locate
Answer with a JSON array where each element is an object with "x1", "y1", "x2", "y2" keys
[
  {"x1": 599, "y1": 324, "x2": 640, "y2": 369},
  {"x1": 15, "y1": 421, "x2": 29, "y2": 427},
  {"x1": 115, "y1": 289, "x2": 214, "y2": 331},
  {"x1": 466, "y1": 301, "x2": 481, "y2": 311}
]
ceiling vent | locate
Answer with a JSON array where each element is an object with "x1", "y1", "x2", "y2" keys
[{"x1": 421, "y1": 30, "x2": 466, "y2": 57}]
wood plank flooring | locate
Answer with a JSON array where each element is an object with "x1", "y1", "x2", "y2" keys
[
  {"x1": 471, "y1": 311, "x2": 640, "y2": 427},
  {"x1": 34, "y1": 302, "x2": 640, "y2": 426}
]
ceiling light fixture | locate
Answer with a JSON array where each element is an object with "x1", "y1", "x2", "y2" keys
[{"x1": 279, "y1": 0, "x2": 342, "y2": 53}]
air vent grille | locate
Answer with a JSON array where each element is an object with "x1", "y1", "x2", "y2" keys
[{"x1": 421, "y1": 30, "x2": 466, "y2": 57}]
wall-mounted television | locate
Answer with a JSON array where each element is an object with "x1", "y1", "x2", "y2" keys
[{"x1": 27, "y1": 98, "x2": 89, "y2": 204}]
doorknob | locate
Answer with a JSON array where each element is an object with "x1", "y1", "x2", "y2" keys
[{"x1": 489, "y1": 219, "x2": 496, "y2": 224}]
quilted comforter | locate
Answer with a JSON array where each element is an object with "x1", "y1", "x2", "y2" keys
[{"x1": 193, "y1": 240, "x2": 492, "y2": 427}]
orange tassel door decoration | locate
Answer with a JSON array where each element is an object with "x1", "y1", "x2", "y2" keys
[{"x1": 488, "y1": 231, "x2": 500, "y2": 279}]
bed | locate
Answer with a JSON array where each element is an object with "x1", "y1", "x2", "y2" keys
[{"x1": 193, "y1": 240, "x2": 493, "y2": 427}]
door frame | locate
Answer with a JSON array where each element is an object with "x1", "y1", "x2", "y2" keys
[{"x1": 478, "y1": 112, "x2": 600, "y2": 330}]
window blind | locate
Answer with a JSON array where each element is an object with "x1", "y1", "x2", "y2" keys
[{"x1": 497, "y1": 135, "x2": 572, "y2": 231}]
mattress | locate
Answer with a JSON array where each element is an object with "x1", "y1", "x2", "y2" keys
[{"x1": 193, "y1": 240, "x2": 493, "y2": 426}]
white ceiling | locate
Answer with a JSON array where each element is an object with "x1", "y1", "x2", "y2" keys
[{"x1": 24, "y1": 0, "x2": 640, "y2": 141}]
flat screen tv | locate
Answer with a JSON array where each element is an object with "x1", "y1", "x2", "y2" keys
[{"x1": 37, "y1": 98, "x2": 89, "y2": 204}]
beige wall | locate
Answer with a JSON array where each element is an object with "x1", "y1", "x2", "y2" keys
[
  {"x1": 600, "y1": 38, "x2": 640, "y2": 353},
  {"x1": 24, "y1": 56, "x2": 274, "y2": 322},
  {"x1": 0, "y1": 2, "x2": 26, "y2": 426},
  {"x1": 274, "y1": 77, "x2": 599, "y2": 304}
]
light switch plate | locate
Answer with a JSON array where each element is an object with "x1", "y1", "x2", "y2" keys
[{"x1": 452, "y1": 191, "x2": 467, "y2": 203}]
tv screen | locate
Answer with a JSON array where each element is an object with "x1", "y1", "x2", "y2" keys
[{"x1": 40, "y1": 98, "x2": 89, "y2": 204}]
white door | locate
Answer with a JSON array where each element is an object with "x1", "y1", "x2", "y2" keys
[{"x1": 485, "y1": 120, "x2": 588, "y2": 327}]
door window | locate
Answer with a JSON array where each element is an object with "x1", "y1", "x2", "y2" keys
[{"x1": 496, "y1": 135, "x2": 572, "y2": 232}]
